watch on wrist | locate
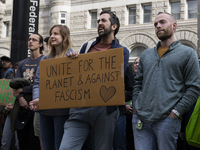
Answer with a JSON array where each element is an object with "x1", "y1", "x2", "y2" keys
[{"x1": 172, "y1": 109, "x2": 180, "y2": 117}]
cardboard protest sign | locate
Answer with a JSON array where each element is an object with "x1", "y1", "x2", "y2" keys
[
  {"x1": 0, "y1": 79, "x2": 16, "y2": 106},
  {"x1": 39, "y1": 48, "x2": 125, "y2": 110}
]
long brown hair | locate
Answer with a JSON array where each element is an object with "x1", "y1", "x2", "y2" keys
[{"x1": 47, "y1": 25, "x2": 72, "y2": 58}]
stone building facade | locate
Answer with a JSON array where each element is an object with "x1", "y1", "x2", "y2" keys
[{"x1": 0, "y1": 0, "x2": 198, "y2": 62}]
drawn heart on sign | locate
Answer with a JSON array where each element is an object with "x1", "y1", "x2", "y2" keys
[{"x1": 100, "y1": 85, "x2": 116, "y2": 103}]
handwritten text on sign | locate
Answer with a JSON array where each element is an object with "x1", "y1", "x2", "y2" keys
[
  {"x1": 39, "y1": 48, "x2": 125, "y2": 110},
  {"x1": 0, "y1": 79, "x2": 15, "y2": 106}
]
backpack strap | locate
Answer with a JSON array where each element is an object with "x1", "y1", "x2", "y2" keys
[{"x1": 85, "y1": 41, "x2": 93, "y2": 53}]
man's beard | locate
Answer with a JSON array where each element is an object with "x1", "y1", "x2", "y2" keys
[
  {"x1": 98, "y1": 25, "x2": 112, "y2": 38},
  {"x1": 156, "y1": 27, "x2": 173, "y2": 41}
]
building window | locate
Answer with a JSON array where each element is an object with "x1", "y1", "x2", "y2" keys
[
  {"x1": 102, "y1": 8, "x2": 111, "y2": 11},
  {"x1": 2, "y1": 22, "x2": 9, "y2": 37},
  {"x1": 171, "y1": 1, "x2": 180, "y2": 20},
  {"x1": 90, "y1": 11, "x2": 97, "y2": 28},
  {"x1": 129, "y1": 7, "x2": 136, "y2": 24},
  {"x1": 143, "y1": 5, "x2": 151, "y2": 23},
  {"x1": 59, "y1": 12, "x2": 66, "y2": 25},
  {"x1": 130, "y1": 46, "x2": 146, "y2": 58},
  {"x1": 188, "y1": 0, "x2": 197, "y2": 19},
  {"x1": 1, "y1": 0, "x2": 6, "y2": 4}
]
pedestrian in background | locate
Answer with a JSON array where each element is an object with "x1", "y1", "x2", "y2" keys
[{"x1": 125, "y1": 57, "x2": 140, "y2": 150}]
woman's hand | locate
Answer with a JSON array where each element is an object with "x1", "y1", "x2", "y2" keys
[
  {"x1": 67, "y1": 51, "x2": 78, "y2": 58},
  {"x1": 29, "y1": 99, "x2": 39, "y2": 111}
]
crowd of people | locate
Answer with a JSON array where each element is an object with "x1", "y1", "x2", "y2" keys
[{"x1": 0, "y1": 10, "x2": 199, "y2": 150}]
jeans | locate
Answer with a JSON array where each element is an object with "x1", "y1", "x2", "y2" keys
[
  {"x1": 132, "y1": 113, "x2": 181, "y2": 150},
  {"x1": 39, "y1": 114, "x2": 69, "y2": 150},
  {"x1": 59, "y1": 107, "x2": 118, "y2": 150},
  {"x1": 113, "y1": 114, "x2": 126, "y2": 150},
  {"x1": 0, "y1": 115, "x2": 19, "y2": 150}
]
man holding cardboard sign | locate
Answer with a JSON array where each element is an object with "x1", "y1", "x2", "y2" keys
[{"x1": 59, "y1": 10, "x2": 129, "y2": 150}]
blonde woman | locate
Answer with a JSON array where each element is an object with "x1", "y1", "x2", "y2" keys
[{"x1": 30, "y1": 25, "x2": 76, "y2": 150}]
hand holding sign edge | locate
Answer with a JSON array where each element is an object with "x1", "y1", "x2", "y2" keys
[
  {"x1": 29, "y1": 98, "x2": 39, "y2": 111},
  {"x1": 67, "y1": 51, "x2": 78, "y2": 58}
]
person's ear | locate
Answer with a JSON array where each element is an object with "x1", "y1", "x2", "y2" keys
[
  {"x1": 172, "y1": 22, "x2": 177, "y2": 32},
  {"x1": 112, "y1": 24, "x2": 117, "y2": 31},
  {"x1": 39, "y1": 43, "x2": 43, "y2": 48}
]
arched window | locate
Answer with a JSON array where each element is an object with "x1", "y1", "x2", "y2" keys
[
  {"x1": 179, "y1": 40, "x2": 196, "y2": 50},
  {"x1": 129, "y1": 45, "x2": 146, "y2": 62},
  {"x1": 130, "y1": 46, "x2": 146, "y2": 57}
]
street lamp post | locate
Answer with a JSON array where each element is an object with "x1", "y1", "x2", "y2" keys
[{"x1": 10, "y1": 0, "x2": 40, "y2": 65}]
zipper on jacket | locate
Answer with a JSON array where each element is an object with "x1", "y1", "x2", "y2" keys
[{"x1": 157, "y1": 59, "x2": 160, "y2": 67}]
